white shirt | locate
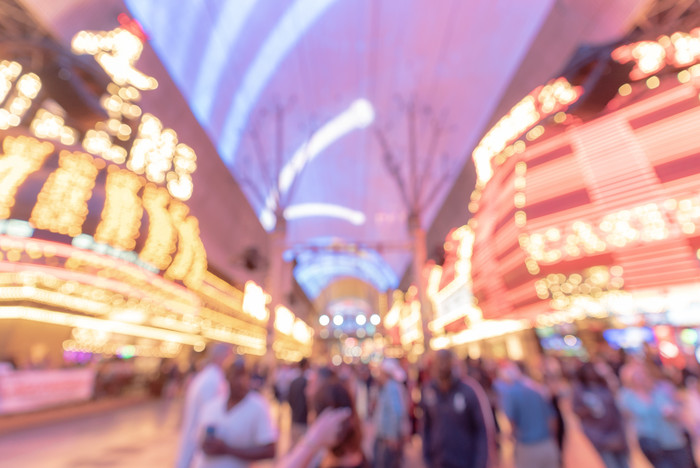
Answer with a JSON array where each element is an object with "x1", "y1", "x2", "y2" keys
[
  {"x1": 177, "y1": 364, "x2": 228, "y2": 468},
  {"x1": 192, "y1": 391, "x2": 278, "y2": 468}
]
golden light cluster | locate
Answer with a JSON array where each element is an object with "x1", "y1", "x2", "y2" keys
[
  {"x1": 94, "y1": 167, "x2": 144, "y2": 251},
  {"x1": 241, "y1": 281, "x2": 270, "y2": 322},
  {"x1": 293, "y1": 318, "x2": 314, "y2": 345},
  {"x1": 30, "y1": 108, "x2": 78, "y2": 146},
  {"x1": 0, "y1": 136, "x2": 54, "y2": 219},
  {"x1": 129, "y1": 113, "x2": 196, "y2": 201},
  {"x1": 30, "y1": 151, "x2": 99, "y2": 237},
  {"x1": 431, "y1": 319, "x2": 528, "y2": 350},
  {"x1": 613, "y1": 29, "x2": 700, "y2": 80},
  {"x1": 399, "y1": 300, "x2": 423, "y2": 346},
  {"x1": 71, "y1": 26, "x2": 157, "y2": 91},
  {"x1": 273, "y1": 304, "x2": 314, "y2": 359},
  {"x1": 534, "y1": 266, "x2": 625, "y2": 311},
  {"x1": 139, "y1": 185, "x2": 177, "y2": 270},
  {"x1": 274, "y1": 305, "x2": 295, "y2": 335},
  {"x1": 0, "y1": 61, "x2": 41, "y2": 130},
  {"x1": 520, "y1": 196, "x2": 699, "y2": 268},
  {"x1": 165, "y1": 201, "x2": 207, "y2": 288}
]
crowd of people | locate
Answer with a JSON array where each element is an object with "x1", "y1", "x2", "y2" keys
[{"x1": 172, "y1": 342, "x2": 700, "y2": 468}]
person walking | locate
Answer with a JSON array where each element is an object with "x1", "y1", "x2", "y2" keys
[
  {"x1": 498, "y1": 361, "x2": 559, "y2": 468},
  {"x1": 193, "y1": 359, "x2": 278, "y2": 468},
  {"x1": 421, "y1": 349, "x2": 492, "y2": 468},
  {"x1": 373, "y1": 358, "x2": 408, "y2": 468},
  {"x1": 287, "y1": 358, "x2": 311, "y2": 448},
  {"x1": 177, "y1": 343, "x2": 232, "y2": 468},
  {"x1": 618, "y1": 362, "x2": 694, "y2": 468},
  {"x1": 572, "y1": 362, "x2": 629, "y2": 468}
]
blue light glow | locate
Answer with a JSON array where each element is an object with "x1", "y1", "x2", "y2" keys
[
  {"x1": 217, "y1": 0, "x2": 339, "y2": 165},
  {"x1": 293, "y1": 240, "x2": 398, "y2": 299}
]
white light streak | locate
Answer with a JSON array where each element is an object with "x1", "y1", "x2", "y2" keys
[{"x1": 284, "y1": 203, "x2": 366, "y2": 225}]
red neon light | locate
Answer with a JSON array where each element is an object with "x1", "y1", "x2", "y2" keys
[{"x1": 118, "y1": 13, "x2": 148, "y2": 42}]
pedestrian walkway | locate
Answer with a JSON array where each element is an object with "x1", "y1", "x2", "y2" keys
[{"x1": 0, "y1": 393, "x2": 674, "y2": 468}]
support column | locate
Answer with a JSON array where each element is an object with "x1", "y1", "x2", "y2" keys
[
  {"x1": 265, "y1": 212, "x2": 287, "y2": 364},
  {"x1": 408, "y1": 212, "x2": 432, "y2": 352}
]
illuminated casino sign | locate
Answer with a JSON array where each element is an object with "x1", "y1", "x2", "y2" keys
[
  {"x1": 0, "y1": 16, "x2": 205, "y2": 287},
  {"x1": 467, "y1": 31, "x2": 700, "y2": 323},
  {"x1": 0, "y1": 17, "x2": 284, "y2": 359}
]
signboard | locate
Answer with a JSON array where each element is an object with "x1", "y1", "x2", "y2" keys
[{"x1": 0, "y1": 367, "x2": 95, "y2": 415}]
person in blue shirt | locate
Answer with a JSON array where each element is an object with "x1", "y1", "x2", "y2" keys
[
  {"x1": 617, "y1": 362, "x2": 694, "y2": 468},
  {"x1": 421, "y1": 349, "x2": 492, "y2": 468},
  {"x1": 497, "y1": 361, "x2": 559, "y2": 468},
  {"x1": 373, "y1": 358, "x2": 408, "y2": 468}
]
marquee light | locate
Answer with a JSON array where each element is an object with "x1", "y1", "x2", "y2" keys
[
  {"x1": 0, "y1": 235, "x2": 269, "y2": 354},
  {"x1": 242, "y1": 281, "x2": 269, "y2": 322},
  {"x1": 472, "y1": 78, "x2": 581, "y2": 186},
  {"x1": 384, "y1": 294, "x2": 402, "y2": 329},
  {"x1": 612, "y1": 29, "x2": 700, "y2": 80},
  {"x1": 274, "y1": 305, "x2": 295, "y2": 335},
  {"x1": 430, "y1": 319, "x2": 528, "y2": 349},
  {"x1": 521, "y1": 196, "x2": 699, "y2": 266},
  {"x1": 292, "y1": 318, "x2": 313, "y2": 345},
  {"x1": 0, "y1": 305, "x2": 204, "y2": 346},
  {"x1": 283, "y1": 203, "x2": 366, "y2": 226},
  {"x1": 216, "y1": 0, "x2": 340, "y2": 165}
]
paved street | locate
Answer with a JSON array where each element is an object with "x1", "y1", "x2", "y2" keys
[{"x1": 0, "y1": 395, "x2": 664, "y2": 468}]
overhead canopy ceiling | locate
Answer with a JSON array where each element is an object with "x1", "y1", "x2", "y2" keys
[{"x1": 20, "y1": 0, "x2": 652, "y2": 302}]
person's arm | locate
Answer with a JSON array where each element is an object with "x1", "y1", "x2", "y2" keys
[
  {"x1": 276, "y1": 408, "x2": 351, "y2": 468},
  {"x1": 201, "y1": 439, "x2": 275, "y2": 460}
]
